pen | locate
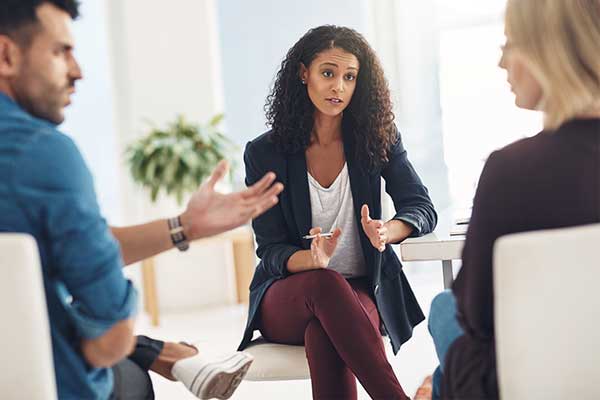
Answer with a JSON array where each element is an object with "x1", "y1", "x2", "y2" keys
[{"x1": 302, "y1": 232, "x2": 334, "y2": 240}]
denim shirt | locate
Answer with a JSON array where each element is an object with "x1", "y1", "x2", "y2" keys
[{"x1": 0, "y1": 93, "x2": 137, "y2": 399}]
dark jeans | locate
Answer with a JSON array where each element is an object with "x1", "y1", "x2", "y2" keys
[
  {"x1": 110, "y1": 335, "x2": 164, "y2": 400},
  {"x1": 259, "y1": 269, "x2": 408, "y2": 400},
  {"x1": 428, "y1": 290, "x2": 464, "y2": 400}
]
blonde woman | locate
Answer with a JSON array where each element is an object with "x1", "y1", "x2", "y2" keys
[{"x1": 419, "y1": 1, "x2": 600, "y2": 399}]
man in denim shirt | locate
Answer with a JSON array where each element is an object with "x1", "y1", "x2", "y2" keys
[{"x1": 0, "y1": 1, "x2": 283, "y2": 399}]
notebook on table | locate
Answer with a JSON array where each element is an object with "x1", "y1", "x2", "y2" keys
[{"x1": 450, "y1": 216, "x2": 470, "y2": 236}]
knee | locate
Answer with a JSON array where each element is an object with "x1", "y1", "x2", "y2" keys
[
  {"x1": 430, "y1": 290, "x2": 455, "y2": 320},
  {"x1": 303, "y1": 268, "x2": 348, "y2": 296},
  {"x1": 112, "y1": 358, "x2": 154, "y2": 399},
  {"x1": 304, "y1": 318, "x2": 326, "y2": 343},
  {"x1": 428, "y1": 290, "x2": 456, "y2": 335}
]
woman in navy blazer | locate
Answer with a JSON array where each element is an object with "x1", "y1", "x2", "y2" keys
[{"x1": 238, "y1": 25, "x2": 437, "y2": 399}]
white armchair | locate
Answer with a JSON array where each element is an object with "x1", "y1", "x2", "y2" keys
[
  {"x1": 0, "y1": 233, "x2": 57, "y2": 399},
  {"x1": 494, "y1": 224, "x2": 600, "y2": 400}
]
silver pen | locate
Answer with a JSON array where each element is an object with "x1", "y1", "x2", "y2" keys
[{"x1": 302, "y1": 232, "x2": 334, "y2": 240}]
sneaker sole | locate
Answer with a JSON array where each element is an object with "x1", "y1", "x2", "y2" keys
[{"x1": 190, "y1": 353, "x2": 254, "y2": 400}]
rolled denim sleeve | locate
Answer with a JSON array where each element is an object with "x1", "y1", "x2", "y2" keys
[
  {"x1": 382, "y1": 129, "x2": 437, "y2": 237},
  {"x1": 13, "y1": 131, "x2": 137, "y2": 339},
  {"x1": 54, "y1": 278, "x2": 137, "y2": 339}
]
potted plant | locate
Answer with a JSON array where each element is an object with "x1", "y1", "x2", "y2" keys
[{"x1": 127, "y1": 114, "x2": 236, "y2": 205}]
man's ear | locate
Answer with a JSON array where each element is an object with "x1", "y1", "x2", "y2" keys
[
  {"x1": 299, "y1": 62, "x2": 308, "y2": 83},
  {"x1": 0, "y1": 35, "x2": 21, "y2": 78}
]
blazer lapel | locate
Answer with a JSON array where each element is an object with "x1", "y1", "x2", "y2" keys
[
  {"x1": 344, "y1": 138, "x2": 380, "y2": 279},
  {"x1": 287, "y1": 151, "x2": 312, "y2": 249}
]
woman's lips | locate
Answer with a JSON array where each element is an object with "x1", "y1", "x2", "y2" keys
[{"x1": 325, "y1": 97, "x2": 343, "y2": 105}]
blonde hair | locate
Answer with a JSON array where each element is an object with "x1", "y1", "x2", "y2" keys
[{"x1": 505, "y1": 0, "x2": 600, "y2": 130}]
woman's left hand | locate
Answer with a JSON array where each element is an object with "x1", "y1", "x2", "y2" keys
[{"x1": 360, "y1": 204, "x2": 387, "y2": 252}]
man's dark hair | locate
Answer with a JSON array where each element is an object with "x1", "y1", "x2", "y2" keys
[{"x1": 0, "y1": 0, "x2": 80, "y2": 46}]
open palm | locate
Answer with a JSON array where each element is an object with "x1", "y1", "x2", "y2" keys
[{"x1": 182, "y1": 160, "x2": 283, "y2": 240}]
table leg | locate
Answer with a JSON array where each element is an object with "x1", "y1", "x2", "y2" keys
[
  {"x1": 231, "y1": 236, "x2": 255, "y2": 304},
  {"x1": 442, "y1": 260, "x2": 454, "y2": 289},
  {"x1": 141, "y1": 257, "x2": 160, "y2": 326}
]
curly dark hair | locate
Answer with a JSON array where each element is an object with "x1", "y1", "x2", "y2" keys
[{"x1": 265, "y1": 25, "x2": 397, "y2": 169}]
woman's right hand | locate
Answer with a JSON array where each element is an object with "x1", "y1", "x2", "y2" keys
[{"x1": 309, "y1": 227, "x2": 342, "y2": 268}]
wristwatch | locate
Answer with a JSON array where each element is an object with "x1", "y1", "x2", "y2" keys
[{"x1": 168, "y1": 216, "x2": 189, "y2": 252}]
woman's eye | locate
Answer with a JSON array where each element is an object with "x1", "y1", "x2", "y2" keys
[
  {"x1": 345, "y1": 74, "x2": 356, "y2": 81},
  {"x1": 322, "y1": 70, "x2": 333, "y2": 78}
]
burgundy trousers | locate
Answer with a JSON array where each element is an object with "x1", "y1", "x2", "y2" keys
[{"x1": 259, "y1": 268, "x2": 408, "y2": 400}]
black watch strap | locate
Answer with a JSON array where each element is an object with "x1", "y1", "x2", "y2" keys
[{"x1": 168, "y1": 216, "x2": 189, "y2": 252}]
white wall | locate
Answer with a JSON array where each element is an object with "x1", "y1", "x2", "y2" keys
[
  {"x1": 61, "y1": 0, "x2": 122, "y2": 223},
  {"x1": 217, "y1": 0, "x2": 370, "y2": 188},
  {"x1": 217, "y1": 0, "x2": 369, "y2": 145},
  {"x1": 107, "y1": 0, "x2": 225, "y2": 224},
  {"x1": 63, "y1": 1, "x2": 449, "y2": 222},
  {"x1": 218, "y1": 1, "x2": 450, "y2": 209},
  {"x1": 368, "y1": 0, "x2": 450, "y2": 211},
  {"x1": 106, "y1": 0, "x2": 234, "y2": 310}
]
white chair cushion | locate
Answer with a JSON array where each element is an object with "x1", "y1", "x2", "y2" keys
[{"x1": 243, "y1": 338, "x2": 310, "y2": 381}]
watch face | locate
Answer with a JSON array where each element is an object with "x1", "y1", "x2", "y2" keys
[{"x1": 177, "y1": 242, "x2": 190, "y2": 252}]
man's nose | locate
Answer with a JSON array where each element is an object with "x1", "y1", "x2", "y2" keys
[{"x1": 69, "y1": 56, "x2": 83, "y2": 81}]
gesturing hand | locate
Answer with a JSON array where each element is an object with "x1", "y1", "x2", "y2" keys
[
  {"x1": 309, "y1": 227, "x2": 342, "y2": 268},
  {"x1": 360, "y1": 204, "x2": 387, "y2": 252},
  {"x1": 181, "y1": 160, "x2": 284, "y2": 240}
]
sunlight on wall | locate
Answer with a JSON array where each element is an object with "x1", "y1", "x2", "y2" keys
[{"x1": 437, "y1": 4, "x2": 543, "y2": 208}]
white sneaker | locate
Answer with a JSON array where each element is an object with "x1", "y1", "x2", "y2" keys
[{"x1": 171, "y1": 352, "x2": 253, "y2": 399}]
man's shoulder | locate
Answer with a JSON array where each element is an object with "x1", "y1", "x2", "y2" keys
[
  {"x1": 20, "y1": 128, "x2": 83, "y2": 167},
  {"x1": 0, "y1": 103, "x2": 87, "y2": 183},
  {"x1": 13, "y1": 128, "x2": 91, "y2": 193},
  {"x1": 1, "y1": 107, "x2": 77, "y2": 155}
]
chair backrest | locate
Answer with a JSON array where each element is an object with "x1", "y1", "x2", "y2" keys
[
  {"x1": 494, "y1": 224, "x2": 600, "y2": 400},
  {"x1": 0, "y1": 234, "x2": 57, "y2": 399}
]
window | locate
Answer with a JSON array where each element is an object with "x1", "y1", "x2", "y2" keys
[{"x1": 437, "y1": 0, "x2": 543, "y2": 208}]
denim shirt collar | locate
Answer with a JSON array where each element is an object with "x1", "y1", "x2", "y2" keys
[
  {"x1": 0, "y1": 91, "x2": 18, "y2": 111},
  {"x1": 0, "y1": 90, "x2": 59, "y2": 130}
]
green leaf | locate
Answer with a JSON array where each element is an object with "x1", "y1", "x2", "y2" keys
[
  {"x1": 145, "y1": 159, "x2": 157, "y2": 182},
  {"x1": 125, "y1": 113, "x2": 237, "y2": 203},
  {"x1": 208, "y1": 113, "x2": 224, "y2": 127},
  {"x1": 150, "y1": 185, "x2": 160, "y2": 202}
]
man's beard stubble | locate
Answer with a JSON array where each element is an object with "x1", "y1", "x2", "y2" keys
[{"x1": 12, "y1": 71, "x2": 72, "y2": 125}]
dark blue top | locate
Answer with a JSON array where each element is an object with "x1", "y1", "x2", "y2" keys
[
  {"x1": 238, "y1": 127, "x2": 437, "y2": 353},
  {"x1": 0, "y1": 93, "x2": 137, "y2": 399}
]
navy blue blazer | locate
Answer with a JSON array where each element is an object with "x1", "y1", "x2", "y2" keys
[{"x1": 238, "y1": 128, "x2": 437, "y2": 354}]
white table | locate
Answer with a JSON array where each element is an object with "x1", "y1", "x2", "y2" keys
[
  {"x1": 399, "y1": 204, "x2": 470, "y2": 289},
  {"x1": 400, "y1": 232, "x2": 465, "y2": 288}
]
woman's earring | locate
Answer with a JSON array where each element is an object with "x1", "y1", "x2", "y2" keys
[{"x1": 301, "y1": 79, "x2": 306, "y2": 85}]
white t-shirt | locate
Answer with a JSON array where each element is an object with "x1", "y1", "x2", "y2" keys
[{"x1": 308, "y1": 163, "x2": 368, "y2": 277}]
